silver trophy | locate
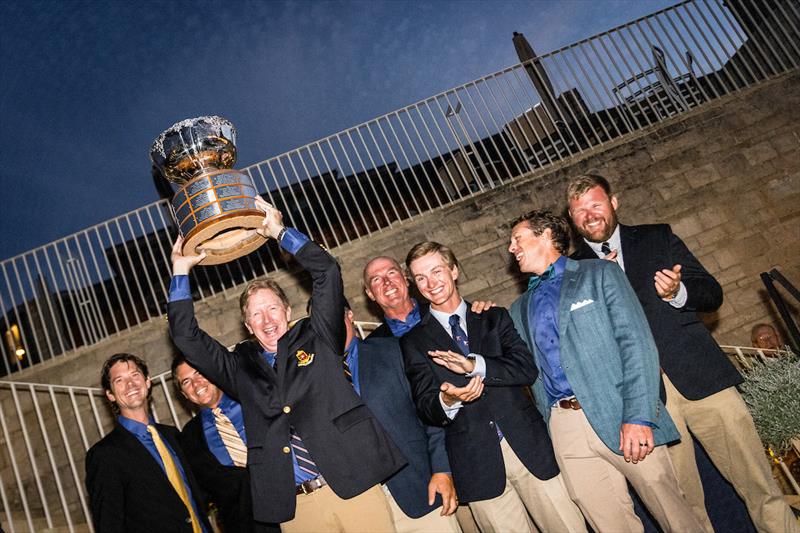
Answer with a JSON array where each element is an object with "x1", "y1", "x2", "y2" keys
[{"x1": 150, "y1": 116, "x2": 266, "y2": 265}]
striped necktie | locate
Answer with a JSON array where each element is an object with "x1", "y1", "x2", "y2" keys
[
  {"x1": 601, "y1": 241, "x2": 612, "y2": 256},
  {"x1": 449, "y1": 314, "x2": 470, "y2": 355},
  {"x1": 342, "y1": 349, "x2": 353, "y2": 384},
  {"x1": 290, "y1": 428, "x2": 320, "y2": 478},
  {"x1": 146, "y1": 425, "x2": 203, "y2": 533},
  {"x1": 213, "y1": 407, "x2": 248, "y2": 467}
]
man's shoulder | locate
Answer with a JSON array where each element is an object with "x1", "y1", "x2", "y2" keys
[
  {"x1": 87, "y1": 426, "x2": 129, "y2": 460},
  {"x1": 366, "y1": 321, "x2": 393, "y2": 339},
  {"x1": 622, "y1": 223, "x2": 670, "y2": 238}
]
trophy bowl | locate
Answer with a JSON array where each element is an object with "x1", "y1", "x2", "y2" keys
[{"x1": 150, "y1": 116, "x2": 267, "y2": 266}]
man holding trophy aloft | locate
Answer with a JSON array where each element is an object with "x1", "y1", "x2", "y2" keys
[{"x1": 167, "y1": 196, "x2": 406, "y2": 531}]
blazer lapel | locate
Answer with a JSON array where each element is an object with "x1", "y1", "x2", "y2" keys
[
  {"x1": 619, "y1": 224, "x2": 646, "y2": 290},
  {"x1": 465, "y1": 304, "x2": 484, "y2": 355},
  {"x1": 356, "y1": 338, "x2": 372, "y2": 401},
  {"x1": 558, "y1": 260, "x2": 583, "y2": 339},
  {"x1": 418, "y1": 310, "x2": 461, "y2": 354}
]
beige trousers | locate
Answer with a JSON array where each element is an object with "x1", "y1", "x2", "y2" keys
[
  {"x1": 663, "y1": 376, "x2": 799, "y2": 533},
  {"x1": 383, "y1": 484, "x2": 462, "y2": 533},
  {"x1": 468, "y1": 438, "x2": 587, "y2": 533},
  {"x1": 281, "y1": 483, "x2": 394, "y2": 533},
  {"x1": 549, "y1": 406, "x2": 702, "y2": 533}
]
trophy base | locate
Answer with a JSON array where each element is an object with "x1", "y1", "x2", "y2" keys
[{"x1": 182, "y1": 211, "x2": 268, "y2": 265}]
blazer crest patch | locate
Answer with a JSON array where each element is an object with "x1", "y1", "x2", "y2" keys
[{"x1": 295, "y1": 349, "x2": 314, "y2": 366}]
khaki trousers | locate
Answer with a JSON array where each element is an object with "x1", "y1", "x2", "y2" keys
[
  {"x1": 383, "y1": 484, "x2": 462, "y2": 533},
  {"x1": 281, "y1": 483, "x2": 394, "y2": 533},
  {"x1": 468, "y1": 438, "x2": 587, "y2": 533},
  {"x1": 549, "y1": 406, "x2": 702, "y2": 533},
  {"x1": 663, "y1": 376, "x2": 799, "y2": 533}
]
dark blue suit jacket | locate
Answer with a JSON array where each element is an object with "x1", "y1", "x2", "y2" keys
[{"x1": 358, "y1": 335, "x2": 451, "y2": 518}]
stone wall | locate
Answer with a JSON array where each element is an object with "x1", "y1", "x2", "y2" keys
[{"x1": 9, "y1": 70, "x2": 800, "y2": 389}]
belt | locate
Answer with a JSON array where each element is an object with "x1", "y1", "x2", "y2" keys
[
  {"x1": 296, "y1": 476, "x2": 327, "y2": 495},
  {"x1": 556, "y1": 397, "x2": 582, "y2": 410}
]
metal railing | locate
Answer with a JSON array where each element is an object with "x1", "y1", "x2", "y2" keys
[
  {"x1": 0, "y1": 339, "x2": 796, "y2": 531},
  {"x1": 2, "y1": 0, "x2": 799, "y2": 374}
]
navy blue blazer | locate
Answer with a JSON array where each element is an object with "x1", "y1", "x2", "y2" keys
[
  {"x1": 401, "y1": 305, "x2": 560, "y2": 503},
  {"x1": 358, "y1": 335, "x2": 451, "y2": 518},
  {"x1": 572, "y1": 224, "x2": 741, "y2": 399}
]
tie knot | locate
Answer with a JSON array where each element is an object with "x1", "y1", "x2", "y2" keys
[
  {"x1": 601, "y1": 242, "x2": 612, "y2": 255},
  {"x1": 212, "y1": 407, "x2": 222, "y2": 417},
  {"x1": 448, "y1": 314, "x2": 461, "y2": 328}
]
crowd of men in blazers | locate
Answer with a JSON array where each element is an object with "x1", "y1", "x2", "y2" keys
[{"x1": 85, "y1": 175, "x2": 798, "y2": 533}]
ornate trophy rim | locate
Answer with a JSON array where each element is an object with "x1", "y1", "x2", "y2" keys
[{"x1": 149, "y1": 115, "x2": 235, "y2": 160}]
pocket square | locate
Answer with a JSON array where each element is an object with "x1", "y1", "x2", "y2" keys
[{"x1": 570, "y1": 299, "x2": 594, "y2": 311}]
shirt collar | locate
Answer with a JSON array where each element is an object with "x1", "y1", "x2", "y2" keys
[
  {"x1": 118, "y1": 414, "x2": 155, "y2": 437},
  {"x1": 528, "y1": 255, "x2": 567, "y2": 291},
  {"x1": 585, "y1": 224, "x2": 621, "y2": 255},
  {"x1": 385, "y1": 299, "x2": 421, "y2": 336},
  {"x1": 429, "y1": 299, "x2": 467, "y2": 332}
]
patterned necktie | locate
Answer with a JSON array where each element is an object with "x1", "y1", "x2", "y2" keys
[
  {"x1": 342, "y1": 349, "x2": 353, "y2": 384},
  {"x1": 527, "y1": 263, "x2": 555, "y2": 291},
  {"x1": 449, "y1": 314, "x2": 470, "y2": 355},
  {"x1": 146, "y1": 425, "x2": 203, "y2": 533},
  {"x1": 213, "y1": 408, "x2": 248, "y2": 467},
  {"x1": 290, "y1": 428, "x2": 321, "y2": 478},
  {"x1": 601, "y1": 242, "x2": 612, "y2": 256}
]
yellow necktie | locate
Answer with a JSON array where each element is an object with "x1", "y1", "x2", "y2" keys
[
  {"x1": 212, "y1": 407, "x2": 248, "y2": 467},
  {"x1": 147, "y1": 425, "x2": 203, "y2": 533}
]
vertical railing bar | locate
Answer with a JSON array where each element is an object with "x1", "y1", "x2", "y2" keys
[
  {"x1": 143, "y1": 207, "x2": 178, "y2": 306},
  {"x1": 372, "y1": 120, "x2": 428, "y2": 215},
  {"x1": 281, "y1": 154, "x2": 327, "y2": 242},
  {"x1": 349, "y1": 128, "x2": 398, "y2": 225},
  {"x1": 41, "y1": 246, "x2": 79, "y2": 353},
  {"x1": 365, "y1": 121, "x2": 419, "y2": 217},
  {"x1": 672, "y1": 4, "x2": 731, "y2": 96},
  {"x1": 132, "y1": 211, "x2": 167, "y2": 301},
  {"x1": 71, "y1": 234, "x2": 107, "y2": 341},
  {"x1": 0, "y1": 469, "x2": 16, "y2": 533},
  {"x1": 158, "y1": 374, "x2": 181, "y2": 427},
  {"x1": 30, "y1": 384, "x2": 74, "y2": 530},
  {"x1": 112, "y1": 219, "x2": 149, "y2": 324},
  {"x1": 341, "y1": 129, "x2": 392, "y2": 230},
  {"x1": 580, "y1": 39, "x2": 638, "y2": 133},
  {"x1": 544, "y1": 52, "x2": 604, "y2": 150},
  {"x1": 316, "y1": 139, "x2": 367, "y2": 239},
  {"x1": 463, "y1": 82, "x2": 519, "y2": 181},
  {"x1": 485, "y1": 75, "x2": 543, "y2": 170},
  {"x1": 250, "y1": 165, "x2": 293, "y2": 269},
  {"x1": 684, "y1": 1, "x2": 742, "y2": 93},
  {"x1": 770, "y1": 0, "x2": 800, "y2": 58},
  {"x1": 284, "y1": 153, "x2": 330, "y2": 246},
  {"x1": 433, "y1": 94, "x2": 485, "y2": 192},
  {"x1": 355, "y1": 126, "x2": 404, "y2": 222},
  {"x1": 594, "y1": 33, "x2": 653, "y2": 129},
  {"x1": 726, "y1": 1, "x2": 781, "y2": 75},
  {"x1": 268, "y1": 158, "x2": 312, "y2": 233},
  {"x1": 411, "y1": 102, "x2": 471, "y2": 199},
  {"x1": 713, "y1": 0, "x2": 770, "y2": 80},
  {"x1": 392, "y1": 110, "x2": 454, "y2": 205},
  {"x1": 756, "y1": 1, "x2": 799, "y2": 67},
  {"x1": 329, "y1": 135, "x2": 383, "y2": 231},
  {"x1": 17, "y1": 258, "x2": 52, "y2": 361},
  {"x1": 566, "y1": 45, "x2": 623, "y2": 139},
  {"x1": 0, "y1": 394, "x2": 33, "y2": 531},
  {"x1": 420, "y1": 96, "x2": 480, "y2": 194},
  {"x1": 121, "y1": 218, "x2": 160, "y2": 322},
  {"x1": 449, "y1": 90, "x2": 501, "y2": 186},
  {"x1": 10, "y1": 385, "x2": 53, "y2": 528},
  {"x1": 1, "y1": 267, "x2": 29, "y2": 373},
  {"x1": 49, "y1": 387, "x2": 89, "y2": 530},
  {"x1": 703, "y1": 0, "x2": 760, "y2": 84},
  {"x1": 0, "y1": 292, "x2": 13, "y2": 375},
  {"x1": 664, "y1": 8, "x2": 724, "y2": 98},
  {"x1": 83, "y1": 229, "x2": 122, "y2": 336},
  {"x1": 274, "y1": 156, "x2": 319, "y2": 237},
  {"x1": 11, "y1": 261, "x2": 46, "y2": 360},
  {"x1": 99, "y1": 222, "x2": 140, "y2": 327},
  {"x1": 500, "y1": 72, "x2": 557, "y2": 167},
  {"x1": 293, "y1": 150, "x2": 342, "y2": 248},
  {"x1": 155, "y1": 207, "x2": 209, "y2": 301},
  {"x1": 475, "y1": 76, "x2": 532, "y2": 175},
  {"x1": 307, "y1": 142, "x2": 360, "y2": 241},
  {"x1": 31, "y1": 251, "x2": 67, "y2": 357},
  {"x1": 68, "y1": 388, "x2": 90, "y2": 451},
  {"x1": 508, "y1": 66, "x2": 573, "y2": 162},
  {"x1": 88, "y1": 391, "x2": 106, "y2": 439}
]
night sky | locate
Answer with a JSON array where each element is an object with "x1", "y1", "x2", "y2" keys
[{"x1": 0, "y1": 0, "x2": 675, "y2": 260}]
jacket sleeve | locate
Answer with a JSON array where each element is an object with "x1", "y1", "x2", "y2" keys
[
  {"x1": 481, "y1": 308, "x2": 538, "y2": 386},
  {"x1": 665, "y1": 226, "x2": 723, "y2": 313},
  {"x1": 168, "y1": 298, "x2": 240, "y2": 398},
  {"x1": 86, "y1": 445, "x2": 125, "y2": 532},
  {"x1": 601, "y1": 261, "x2": 661, "y2": 424},
  {"x1": 294, "y1": 239, "x2": 346, "y2": 356},
  {"x1": 400, "y1": 334, "x2": 451, "y2": 427}
]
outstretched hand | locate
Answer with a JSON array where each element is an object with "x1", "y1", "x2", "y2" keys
[
  {"x1": 654, "y1": 264, "x2": 682, "y2": 300},
  {"x1": 254, "y1": 196, "x2": 285, "y2": 240},
  {"x1": 440, "y1": 376, "x2": 483, "y2": 406},
  {"x1": 171, "y1": 236, "x2": 205, "y2": 275},
  {"x1": 429, "y1": 350, "x2": 476, "y2": 374}
]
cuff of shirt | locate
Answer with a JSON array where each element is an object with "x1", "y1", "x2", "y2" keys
[
  {"x1": 440, "y1": 393, "x2": 463, "y2": 419},
  {"x1": 169, "y1": 275, "x2": 191, "y2": 302},
  {"x1": 280, "y1": 227, "x2": 310, "y2": 255},
  {"x1": 624, "y1": 419, "x2": 655, "y2": 428},
  {"x1": 666, "y1": 282, "x2": 687, "y2": 308},
  {"x1": 465, "y1": 354, "x2": 486, "y2": 378}
]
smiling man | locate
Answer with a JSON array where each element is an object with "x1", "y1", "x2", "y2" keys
[
  {"x1": 172, "y1": 356, "x2": 277, "y2": 533},
  {"x1": 400, "y1": 241, "x2": 586, "y2": 533},
  {"x1": 507, "y1": 210, "x2": 701, "y2": 533},
  {"x1": 167, "y1": 198, "x2": 405, "y2": 531},
  {"x1": 85, "y1": 353, "x2": 210, "y2": 533}
]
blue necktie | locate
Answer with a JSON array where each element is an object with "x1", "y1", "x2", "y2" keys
[
  {"x1": 290, "y1": 428, "x2": 321, "y2": 478},
  {"x1": 449, "y1": 314, "x2": 470, "y2": 355},
  {"x1": 527, "y1": 263, "x2": 555, "y2": 291}
]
